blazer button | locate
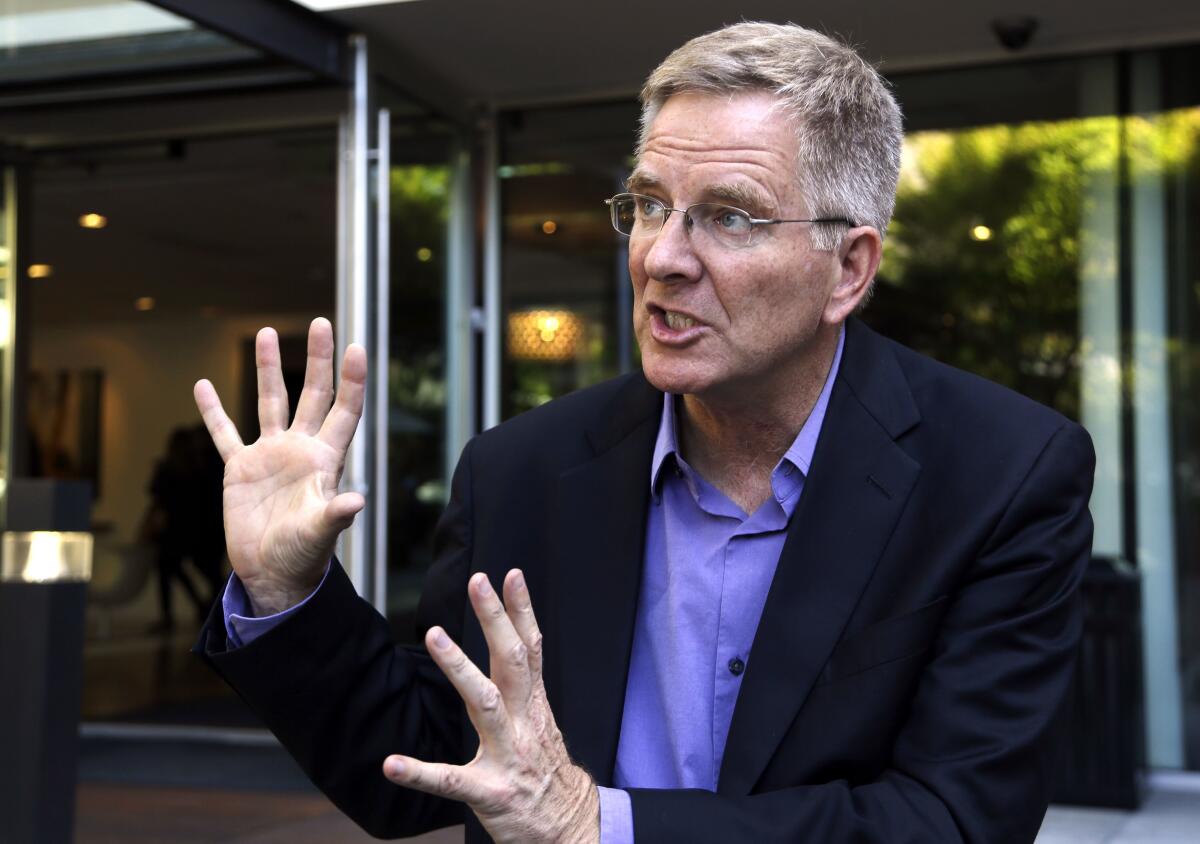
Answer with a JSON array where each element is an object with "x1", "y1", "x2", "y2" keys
[{"x1": 728, "y1": 657, "x2": 745, "y2": 676}]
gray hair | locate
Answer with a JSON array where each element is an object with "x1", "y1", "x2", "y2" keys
[{"x1": 638, "y1": 21, "x2": 903, "y2": 251}]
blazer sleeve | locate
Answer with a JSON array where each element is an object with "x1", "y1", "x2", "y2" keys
[
  {"x1": 626, "y1": 421, "x2": 1097, "y2": 844},
  {"x1": 193, "y1": 438, "x2": 480, "y2": 839}
]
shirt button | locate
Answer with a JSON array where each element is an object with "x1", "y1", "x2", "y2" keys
[{"x1": 728, "y1": 657, "x2": 745, "y2": 677}]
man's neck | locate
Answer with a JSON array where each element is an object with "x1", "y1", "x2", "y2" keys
[{"x1": 677, "y1": 325, "x2": 840, "y2": 514}]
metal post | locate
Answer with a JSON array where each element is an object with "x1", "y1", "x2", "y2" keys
[
  {"x1": 372, "y1": 107, "x2": 390, "y2": 614},
  {"x1": 335, "y1": 34, "x2": 373, "y2": 598},
  {"x1": 482, "y1": 114, "x2": 502, "y2": 430},
  {"x1": 445, "y1": 140, "x2": 476, "y2": 483}
]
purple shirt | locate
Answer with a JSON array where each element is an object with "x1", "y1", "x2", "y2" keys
[
  {"x1": 222, "y1": 331, "x2": 844, "y2": 843},
  {"x1": 598, "y1": 329, "x2": 844, "y2": 842}
]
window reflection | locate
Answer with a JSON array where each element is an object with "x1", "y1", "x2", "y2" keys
[
  {"x1": 385, "y1": 160, "x2": 450, "y2": 631},
  {"x1": 870, "y1": 118, "x2": 1128, "y2": 420}
]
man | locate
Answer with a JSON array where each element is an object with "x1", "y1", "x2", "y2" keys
[{"x1": 194, "y1": 22, "x2": 1095, "y2": 844}]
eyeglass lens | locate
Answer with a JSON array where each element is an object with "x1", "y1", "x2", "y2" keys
[{"x1": 609, "y1": 195, "x2": 757, "y2": 247}]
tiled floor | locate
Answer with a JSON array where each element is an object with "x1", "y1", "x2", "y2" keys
[
  {"x1": 74, "y1": 778, "x2": 1200, "y2": 843},
  {"x1": 1036, "y1": 777, "x2": 1200, "y2": 843},
  {"x1": 75, "y1": 783, "x2": 461, "y2": 843}
]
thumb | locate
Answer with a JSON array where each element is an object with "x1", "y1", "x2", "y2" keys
[{"x1": 322, "y1": 491, "x2": 365, "y2": 534}]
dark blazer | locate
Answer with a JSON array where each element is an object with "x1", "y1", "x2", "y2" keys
[{"x1": 197, "y1": 317, "x2": 1096, "y2": 843}]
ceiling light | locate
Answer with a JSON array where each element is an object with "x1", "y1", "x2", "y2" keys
[
  {"x1": 135, "y1": 297, "x2": 155, "y2": 311},
  {"x1": 970, "y1": 225, "x2": 993, "y2": 241},
  {"x1": 293, "y1": 1, "x2": 423, "y2": 11},
  {"x1": 27, "y1": 264, "x2": 53, "y2": 279},
  {"x1": 79, "y1": 213, "x2": 108, "y2": 229}
]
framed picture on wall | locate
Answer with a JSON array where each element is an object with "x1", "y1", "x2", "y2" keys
[{"x1": 28, "y1": 368, "x2": 104, "y2": 497}]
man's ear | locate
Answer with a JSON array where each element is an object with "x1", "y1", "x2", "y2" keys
[{"x1": 823, "y1": 226, "x2": 882, "y2": 324}]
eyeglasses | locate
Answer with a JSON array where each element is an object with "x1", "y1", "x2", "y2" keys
[{"x1": 604, "y1": 192, "x2": 855, "y2": 249}]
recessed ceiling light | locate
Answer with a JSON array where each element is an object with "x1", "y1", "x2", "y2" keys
[
  {"x1": 135, "y1": 297, "x2": 155, "y2": 311},
  {"x1": 27, "y1": 264, "x2": 53, "y2": 279},
  {"x1": 79, "y1": 213, "x2": 108, "y2": 229}
]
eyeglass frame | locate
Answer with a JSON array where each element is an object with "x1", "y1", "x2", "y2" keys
[{"x1": 603, "y1": 192, "x2": 856, "y2": 246}]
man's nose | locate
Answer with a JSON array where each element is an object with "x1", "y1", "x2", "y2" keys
[{"x1": 641, "y1": 209, "x2": 703, "y2": 284}]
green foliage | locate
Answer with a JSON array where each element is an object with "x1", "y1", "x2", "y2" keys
[{"x1": 871, "y1": 118, "x2": 1129, "y2": 419}]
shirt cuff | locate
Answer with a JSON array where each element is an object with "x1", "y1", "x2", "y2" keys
[
  {"x1": 221, "y1": 562, "x2": 332, "y2": 648},
  {"x1": 597, "y1": 786, "x2": 633, "y2": 844}
]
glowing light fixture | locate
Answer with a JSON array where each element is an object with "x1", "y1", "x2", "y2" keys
[
  {"x1": 508, "y1": 309, "x2": 584, "y2": 361},
  {"x1": 542, "y1": 220, "x2": 558, "y2": 235},
  {"x1": 970, "y1": 225, "x2": 993, "y2": 241},
  {"x1": 293, "y1": 1, "x2": 422, "y2": 10},
  {"x1": 27, "y1": 264, "x2": 53, "y2": 279},
  {"x1": 79, "y1": 213, "x2": 108, "y2": 229},
  {"x1": 135, "y1": 296, "x2": 155, "y2": 311},
  {"x1": 1, "y1": 531, "x2": 93, "y2": 583},
  {"x1": 416, "y1": 247, "x2": 433, "y2": 262}
]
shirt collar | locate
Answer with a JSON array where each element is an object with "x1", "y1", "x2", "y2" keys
[{"x1": 649, "y1": 325, "x2": 846, "y2": 497}]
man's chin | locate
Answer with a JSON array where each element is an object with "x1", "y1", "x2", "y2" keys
[{"x1": 639, "y1": 361, "x2": 715, "y2": 397}]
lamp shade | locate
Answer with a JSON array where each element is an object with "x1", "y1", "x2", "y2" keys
[{"x1": 507, "y1": 309, "x2": 584, "y2": 361}]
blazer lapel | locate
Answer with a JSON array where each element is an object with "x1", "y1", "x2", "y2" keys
[
  {"x1": 548, "y1": 375, "x2": 661, "y2": 786},
  {"x1": 718, "y1": 320, "x2": 923, "y2": 794}
]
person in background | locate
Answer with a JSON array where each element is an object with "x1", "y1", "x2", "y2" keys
[{"x1": 142, "y1": 426, "x2": 224, "y2": 632}]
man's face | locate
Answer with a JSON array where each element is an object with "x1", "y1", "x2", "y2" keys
[{"x1": 629, "y1": 91, "x2": 842, "y2": 401}]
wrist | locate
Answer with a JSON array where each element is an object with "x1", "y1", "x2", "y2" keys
[
  {"x1": 564, "y1": 766, "x2": 600, "y2": 844},
  {"x1": 242, "y1": 569, "x2": 324, "y2": 617}
]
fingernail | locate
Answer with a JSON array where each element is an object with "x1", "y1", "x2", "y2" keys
[
  {"x1": 386, "y1": 758, "x2": 406, "y2": 778},
  {"x1": 512, "y1": 571, "x2": 526, "y2": 592},
  {"x1": 432, "y1": 628, "x2": 451, "y2": 650},
  {"x1": 476, "y1": 575, "x2": 493, "y2": 596}
]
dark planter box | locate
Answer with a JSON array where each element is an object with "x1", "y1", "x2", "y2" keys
[{"x1": 1052, "y1": 556, "x2": 1145, "y2": 809}]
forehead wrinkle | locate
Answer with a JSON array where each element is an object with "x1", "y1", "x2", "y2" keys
[
  {"x1": 633, "y1": 158, "x2": 784, "y2": 214},
  {"x1": 641, "y1": 136, "x2": 792, "y2": 170}
]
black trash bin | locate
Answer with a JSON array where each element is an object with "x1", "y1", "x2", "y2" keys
[
  {"x1": 1051, "y1": 555, "x2": 1145, "y2": 809},
  {"x1": 0, "y1": 479, "x2": 93, "y2": 844}
]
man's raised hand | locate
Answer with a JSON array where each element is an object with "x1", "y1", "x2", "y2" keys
[
  {"x1": 382, "y1": 570, "x2": 600, "y2": 844},
  {"x1": 193, "y1": 318, "x2": 366, "y2": 616}
]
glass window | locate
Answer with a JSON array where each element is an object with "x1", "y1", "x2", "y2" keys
[
  {"x1": 499, "y1": 102, "x2": 640, "y2": 418},
  {"x1": 25, "y1": 128, "x2": 337, "y2": 726},
  {"x1": 382, "y1": 122, "x2": 456, "y2": 635},
  {"x1": 1152, "y1": 45, "x2": 1200, "y2": 771},
  {"x1": 1164, "y1": 107, "x2": 1200, "y2": 769}
]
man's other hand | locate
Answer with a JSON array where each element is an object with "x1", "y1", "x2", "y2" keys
[
  {"x1": 383, "y1": 569, "x2": 601, "y2": 844},
  {"x1": 193, "y1": 318, "x2": 366, "y2": 616}
]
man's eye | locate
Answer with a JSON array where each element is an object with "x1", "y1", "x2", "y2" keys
[
  {"x1": 638, "y1": 198, "x2": 666, "y2": 217},
  {"x1": 715, "y1": 210, "x2": 751, "y2": 233}
]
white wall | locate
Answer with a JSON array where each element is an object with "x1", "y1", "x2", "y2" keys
[{"x1": 30, "y1": 312, "x2": 314, "y2": 543}]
